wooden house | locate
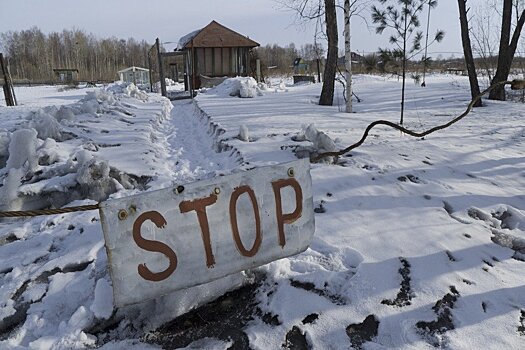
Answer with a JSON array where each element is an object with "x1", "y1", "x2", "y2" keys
[
  {"x1": 176, "y1": 21, "x2": 259, "y2": 88},
  {"x1": 53, "y1": 68, "x2": 78, "y2": 84}
]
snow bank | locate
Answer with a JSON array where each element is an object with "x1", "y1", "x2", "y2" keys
[
  {"x1": 292, "y1": 124, "x2": 338, "y2": 163},
  {"x1": 0, "y1": 82, "x2": 170, "y2": 212},
  {"x1": 207, "y1": 77, "x2": 263, "y2": 98}
]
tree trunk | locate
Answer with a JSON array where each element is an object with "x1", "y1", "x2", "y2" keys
[
  {"x1": 489, "y1": 1, "x2": 525, "y2": 101},
  {"x1": 458, "y1": 0, "x2": 482, "y2": 107},
  {"x1": 319, "y1": 0, "x2": 338, "y2": 106},
  {"x1": 344, "y1": 0, "x2": 352, "y2": 113},
  {"x1": 400, "y1": 1, "x2": 408, "y2": 125}
]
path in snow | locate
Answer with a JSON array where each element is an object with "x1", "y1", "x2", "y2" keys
[{"x1": 149, "y1": 99, "x2": 241, "y2": 191}]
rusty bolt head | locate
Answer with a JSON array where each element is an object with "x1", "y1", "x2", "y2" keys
[
  {"x1": 118, "y1": 209, "x2": 128, "y2": 221},
  {"x1": 287, "y1": 167, "x2": 295, "y2": 177},
  {"x1": 214, "y1": 187, "x2": 221, "y2": 195}
]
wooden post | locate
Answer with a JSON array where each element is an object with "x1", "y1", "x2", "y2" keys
[
  {"x1": 0, "y1": 53, "x2": 16, "y2": 106},
  {"x1": 156, "y1": 38, "x2": 167, "y2": 97},
  {"x1": 147, "y1": 52, "x2": 154, "y2": 92},
  {"x1": 256, "y1": 59, "x2": 261, "y2": 82},
  {"x1": 188, "y1": 50, "x2": 194, "y2": 98},
  {"x1": 183, "y1": 54, "x2": 188, "y2": 92},
  {"x1": 316, "y1": 59, "x2": 321, "y2": 83}
]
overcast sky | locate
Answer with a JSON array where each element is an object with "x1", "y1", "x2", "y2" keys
[{"x1": 0, "y1": 0, "x2": 512, "y2": 59}]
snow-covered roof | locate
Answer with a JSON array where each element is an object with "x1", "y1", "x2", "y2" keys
[
  {"x1": 117, "y1": 66, "x2": 149, "y2": 74},
  {"x1": 176, "y1": 28, "x2": 202, "y2": 50}
]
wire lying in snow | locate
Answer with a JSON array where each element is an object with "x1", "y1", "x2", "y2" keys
[
  {"x1": 313, "y1": 79, "x2": 525, "y2": 162},
  {"x1": 0, "y1": 203, "x2": 100, "y2": 218}
]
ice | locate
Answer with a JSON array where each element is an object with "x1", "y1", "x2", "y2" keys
[
  {"x1": 91, "y1": 278, "x2": 114, "y2": 320},
  {"x1": 238, "y1": 124, "x2": 250, "y2": 142},
  {"x1": 76, "y1": 157, "x2": 115, "y2": 202},
  {"x1": 81, "y1": 99, "x2": 100, "y2": 114},
  {"x1": 28, "y1": 109, "x2": 63, "y2": 140},
  {"x1": 55, "y1": 105, "x2": 76, "y2": 122},
  {"x1": 6, "y1": 128, "x2": 38, "y2": 171}
]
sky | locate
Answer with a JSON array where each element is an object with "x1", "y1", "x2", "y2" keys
[{"x1": 0, "y1": 0, "x2": 516, "y2": 59}]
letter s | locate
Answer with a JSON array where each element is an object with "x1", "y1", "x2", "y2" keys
[{"x1": 132, "y1": 211, "x2": 177, "y2": 282}]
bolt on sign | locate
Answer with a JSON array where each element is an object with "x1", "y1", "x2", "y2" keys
[{"x1": 100, "y1": 159, "x2": 315, "y2": 307}]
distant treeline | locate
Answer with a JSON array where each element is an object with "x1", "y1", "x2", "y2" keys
[{"x1": 0, "y1": 27, "x2": 151, "y2": 82}]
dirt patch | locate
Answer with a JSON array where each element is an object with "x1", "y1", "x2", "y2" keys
[
  {"x1": 283, "y1": 325, "x2": 309, "y2": 349},
  {"x1": 144, "y1": 282, "x2": 260, "y2": 349},
  {"x1": 381, "y1": 257, "x2": 413, "y2": 307},
  {"x1": 346, "y1": 314, "x2": 380, "y2": 350},
  {"x1": 397, "y1": 174, "x2": 422, "y2": 183},
  {"x1": 416, "y1": 286, "x2": 459, "y2": 347},
  {"x1": 290, "y1": 279, "x2": 346, "y2": 305},
  {"x1": 518, "y1": 310, "x2": 525, "y2": 336},
  {"x1": 302, "y1": 313, "x2": 319, "y2": 325}
]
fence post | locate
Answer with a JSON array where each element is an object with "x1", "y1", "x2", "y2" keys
[
  {"x1": 156, "y1": 38, "x2": 167, "y2": 97},
  {"x1": 0, "y1": 53, "x2": 16, "y2": 106},
  {"x1": 147, "y1": 52, "x2": 154, "y2": 92}
]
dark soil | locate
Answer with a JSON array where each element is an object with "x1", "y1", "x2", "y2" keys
[
  {"x1": 283, "y1": 326, "x2": 309, "y2": 349},
  {"x1": 346, "y1": 314, "x2": 380, "y2": 350},
  {"x1": 302, "y1": 313, "x2": 319, "y2": 325},
  {"x1": 381, "y1": 257, "x2": 413, "y2": 307},
  {"x1": 289, "y1": 279, "x2": 346, "y2": 305},
  {"x1": 144, "y1": 282, "x2": 260, "y2": 350},
  {"x1": 416, "y1": 286, "x2": 460, "y2": 346}
]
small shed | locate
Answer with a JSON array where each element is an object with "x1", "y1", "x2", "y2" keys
[
  {"x1": 293, "y1": 58, "x2": 309, "y2": 75},
  {"x1": 176, "y1": 21, "x2": 260, "y2": 88},
  {"x1": 53, "y1": 68, "x2": 78, "y2": 83},
  {"x1": 118, "y1": 66, "x2": 150, "y2": 85}
]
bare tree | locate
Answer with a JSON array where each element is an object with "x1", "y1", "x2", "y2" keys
[
  {"x1": 471, "y1": 3, "x2": 499, "y2": 83},
  {"x1": 457, "y1": 0, "x2": 482, "y2": 107},
  {"x1": 278, "y1": 0, "x2": 338, "y2": 105},
  {"x1": 319, "y1": 0, "x2": 338, "y2": 105},
  {"x1": 488, "y1": 0, "x2": 525, "y2": 100}
]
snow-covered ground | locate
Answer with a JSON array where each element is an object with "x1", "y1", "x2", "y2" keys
[{"x1": 1, "y1": 75, "x2": 524, "y2": 349}]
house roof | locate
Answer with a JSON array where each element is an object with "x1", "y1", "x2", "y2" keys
[
  {"x1": 177, "y1": 21, "x2": 259, "y2": 50},
  {"x1": 118, "y1": 66, "x2": 149, "y2": 74}
]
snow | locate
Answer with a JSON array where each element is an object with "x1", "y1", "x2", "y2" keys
[
  {"x1": 206, "y1": 77, "x2": 263, "y2": 98},
  {"x1": 90, "y1": 278, "x2": 114, "y2": 320},
  {"x1": 1, "y1": 74, "x2": 525, "y2": 349},
  {"x1": 176, "y1": 28, "x2": 201, "y2": 50}
]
